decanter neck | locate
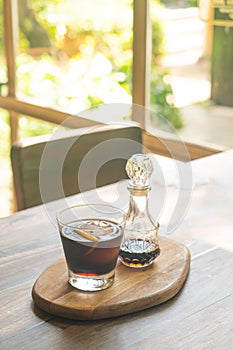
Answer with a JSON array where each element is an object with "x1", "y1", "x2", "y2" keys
[
  {"x1": 127, "y1": 186, "x2": 150, "y2": 214},
  {"x1": 128, "y1": 185, "x2": 151, "y2": 197}
]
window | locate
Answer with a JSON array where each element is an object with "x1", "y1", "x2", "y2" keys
[{"x1": 148, "y1": 0, "x2": 233, "y2": 149}]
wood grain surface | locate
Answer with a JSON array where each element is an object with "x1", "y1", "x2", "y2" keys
[
  {"x1": 32, "y1": 236, "x2": 190, "y2": 320},
  {"x1": 1, "y1": 150, "x2": 233, "y2": 349}
]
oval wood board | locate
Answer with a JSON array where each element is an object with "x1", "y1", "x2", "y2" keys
[{"x1": 32, "y1": 236, "x2": 190, "y2": 320}]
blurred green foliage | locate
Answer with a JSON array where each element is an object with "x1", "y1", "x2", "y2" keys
[
  {"x1": 18, "y1": 117, "x2": 57, "y2": 139},
  {"x1": 151, "y1": 71, "x2": 183, "y2": 129},
  {"x1": 1, "y1": 0, "x2": 183, "y2": 141},
  {"x1": 0, "y1": 109, "x2": 10, "y2": 158},
  {"x1": 160, "y1": 0, "x2": 197, "y2": 7},
  {"x1": 188, "y1": 0, "x2": 198, "y2": 6}
]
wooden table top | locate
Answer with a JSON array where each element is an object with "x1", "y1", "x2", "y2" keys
[{"x1": 1, "y1": 150, "x2": 233, "y2": 349}]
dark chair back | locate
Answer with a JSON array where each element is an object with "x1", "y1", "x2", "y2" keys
[{"x1": 11, "y1": 124, "x2": 142, "y2": 210}]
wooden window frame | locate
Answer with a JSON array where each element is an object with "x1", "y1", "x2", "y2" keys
[
  {"x1": 0, "y1": 0, "x2": 149, "y2": 140},
  {"x1": 0, "y1": 0, "x2": 222, "y2": 161}
]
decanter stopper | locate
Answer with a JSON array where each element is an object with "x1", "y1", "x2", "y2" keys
[
  {"x1": 126, "y1": 154, "x2": 153, "y2": 188},
  {"x1": 119, "y1": 154, "x2": 160, "y2": 268}
]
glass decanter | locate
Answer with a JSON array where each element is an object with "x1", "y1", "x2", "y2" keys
[{"x1": 119, "y1": 154, "x2": 160, "y2": 268}]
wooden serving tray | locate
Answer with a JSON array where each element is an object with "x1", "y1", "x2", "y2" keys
[{"x1": 32, "y1": 236, "x2": 190, "y2": 320}]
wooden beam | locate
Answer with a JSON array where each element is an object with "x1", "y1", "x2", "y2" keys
[
  {"x1": 0, "y1": 96, "x2": 102, "y2": 128},
  {"x1": 1, "y1": 93, "x2": 223, "y2": 161},
  {"x1": 3, "y1": 0, "x2": 19, "y2": 143},
  {"x1": 132, "y1": 0, "x2": 151, "y2": 127},
  {"x1": 3, "y1": 0, "x2": 17, "y2": 96},
  {"x1": 142, "y1": 129, "x2": 224, "y2": 161}
]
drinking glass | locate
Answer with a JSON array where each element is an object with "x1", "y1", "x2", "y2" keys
[{"x1": 56, "y1": 204, "x2": 124, "y2": 291}]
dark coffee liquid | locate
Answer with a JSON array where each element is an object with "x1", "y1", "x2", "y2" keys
[
  {"x1": 119, "y1": 239, "x2": 160, "y2": 267},
  {"x1": 60, "y1": 219, "x2": 123, "y2": 275}
]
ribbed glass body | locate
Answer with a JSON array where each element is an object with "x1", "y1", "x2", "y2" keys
[{"x1": 119, "y1": 184, "x2": 160, "y2": 268}]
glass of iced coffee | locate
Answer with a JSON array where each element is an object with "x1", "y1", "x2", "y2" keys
[{"x1": 56, "y1": 204, "x2": 124, "y2": 291}]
